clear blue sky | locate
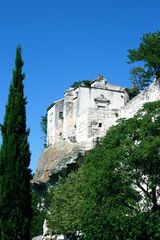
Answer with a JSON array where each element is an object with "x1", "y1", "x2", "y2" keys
[{"x1": 0, "y1": 0, "x2": 160, "y2": 172}]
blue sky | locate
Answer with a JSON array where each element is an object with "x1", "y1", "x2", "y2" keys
[{"x1": 0, "y1": 0, "x2": 160, "y2": 172}]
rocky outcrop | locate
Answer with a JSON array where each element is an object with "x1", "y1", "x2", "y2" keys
[{"x1": 33, "y1": 140, "x2": 84, "y2": 184}]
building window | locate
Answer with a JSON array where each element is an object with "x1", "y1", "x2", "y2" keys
[
  {"x1": 97, "y1": 105, "x2": 105, "y2": 109},
  {"x1": 98, "y1": 123, "x2": 102, "y2": 127},
  {"x1": 59, "y1": 111, "x2": 63, "y2": 119},
  {"x1": 115, "y1": 112, "x2": 119, "y2": 117}
]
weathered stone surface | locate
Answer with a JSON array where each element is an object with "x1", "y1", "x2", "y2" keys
[
  {"x1": 33, "y1": 140, "x2": 83, "y2": 184},
  {"x1": 34, "y1": 77, "x2": 160, "y2": 185},
  {"x1": 120, "y1": 78, "x2": 160, "y2": 119},
  {"x1": 32, "y1": 236, "x2": 43, "y2": 240},
  {"x1": 47, "y1": 75, "x2": 128, "y2": 146}
]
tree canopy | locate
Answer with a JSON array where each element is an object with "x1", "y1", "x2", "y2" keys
[
  {"x1": 48, "y1": 100, "x2": 160, "y2": 240},
  {"x1": 128, "y1": 31, "x2": 160, "y2": 90},
  {"x1": 0, "y1": 47, "x2": 32, "y2": 240},
  {"x1": 48, "y1": 172, "x2": 84, "y2": 239},
  {"x1": 71, "y1": 80, "x2": 92, "y2": 88}
]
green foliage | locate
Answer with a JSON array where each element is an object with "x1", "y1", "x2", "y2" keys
[
  {"x1": 81, "y1": 101, "x2": 160, "y2": 239},
  {"x1": 40, "y1": 114, "x2": 47, "y2": 148},
  {"x1": 48, "y1": 100, "x2": 160, "y2": 240},
  {"x1": 129, "y1": 67, "x2": 152, "y2": 90},
  {"x1": 127, "y1": 84, "x2": 140, "y2": 99},
  {"x1": 128, "y1": 31, "x2": 160, "y2": 90},
  {"x1": 31, "y1": 190, "x2": 46, "y2": 237},
  {"x1": 0, "y1": 46, "x2": 32, "y2": 240},
  {"x1": 71, "y1": 80, "x2": 92, "y2": 88},
  {"x1": 48, "y1": 171, "x2": 84, "y2": 238}
]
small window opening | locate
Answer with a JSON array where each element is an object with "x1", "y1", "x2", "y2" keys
[
  {"x1": 59, "y1": 111, "x2": 63, "y2": 119},
  {"x1": 98, "y1": 123, "x2": 102, "y2": 127},
  {"x1": 98, "y1": 105, "x2": 105, "y2": 108}
]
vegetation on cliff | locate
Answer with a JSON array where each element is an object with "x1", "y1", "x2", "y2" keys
[
  {"x1": 128, "y1": 31, "x2": 160, "y2": 92},
  {"x1": 48, "y1": 100, "x2": 160, "y2": 240},
  {"x1": 71, "y1": 80, "x2": 92, "y2": 88},
  {"x1": 48, "y1": 171, "x2": 84, "y2": 238},
  {"x1": 40, "y1": 114, "x2": 47, "y2": 148},
  {"x1": 31, "y1": 190, "x2": 46, "y2": 237},
  {"x1": 0, "y1": 47, "x2": 32, "y2": 240}
]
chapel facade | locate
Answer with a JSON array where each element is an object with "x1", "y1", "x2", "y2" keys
[{"x1": 47, "y1": 75, "x2": 129, "y2": 150}]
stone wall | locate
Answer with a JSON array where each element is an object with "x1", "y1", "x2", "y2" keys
[
  {"x1": 47, "y1": 78, "x2": 128, "y2": 147},
  {"x1": 120, "y1": 78, "x2": 160, "y2": 119},
  {"x1": 63, "y1": 90, "x2": 77, "y2": 142},
  {"x1": 47, "y1": 78, "x2": 160, "y2": 149},
  {"x1": 75, "y1": 85, "x2": 127, "y2": 146},
  {"x1": 47, "y1": 104, "x2": 56, "y2": 145}
]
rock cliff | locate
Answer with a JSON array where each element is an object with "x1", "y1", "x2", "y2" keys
[{"x1": 33, "y1": 140, "x2": 84, "y2": 184}]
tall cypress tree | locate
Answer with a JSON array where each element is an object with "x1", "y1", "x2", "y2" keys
[{"x1": 0, "y1": 46, "x2": 32, "y2": 240}]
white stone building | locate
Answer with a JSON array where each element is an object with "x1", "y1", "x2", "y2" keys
[
  {"x1": 47, "y1": 75, "x2": 129, "y2": 150},
  {"x1": 33, "y1": 75, "x2": 160, "y2": 184}
]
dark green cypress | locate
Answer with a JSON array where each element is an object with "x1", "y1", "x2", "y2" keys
[{"x1": 0, "y1": 46, "x2": 32, "y2": 240}]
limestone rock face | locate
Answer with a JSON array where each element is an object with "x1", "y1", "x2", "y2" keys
[{"x1": 33, "y1": 140, "x2": 83, "y2": 184}]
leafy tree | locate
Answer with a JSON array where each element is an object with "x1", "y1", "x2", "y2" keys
[
  {"x1": 48, "y1": 100, "x2": 160, "y2": 240},
  {"x1": 80, "y1": 100, "x2": 160, "y2": 239},
  {"x1": 71, "y1": 80, "x2": 92, "y2": 88},
  {"x1": 128, "y1": 31, "x2": 160, "y2": 90},
  {"x1": 31, "y1": 190, "x2": 46, "y2": 237},
  {"x1": 127, "y1": 85, "x2": 139, "y2": 99},
  {"x1": 129, "y1": 67, "x2": 152, "y2": 91},
  {"x1": 48, "y1": 171, "x2": 84, "y2": 239},
  {"x1": 0, "y1": 46, "x2": 32, "y2": 240}
]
